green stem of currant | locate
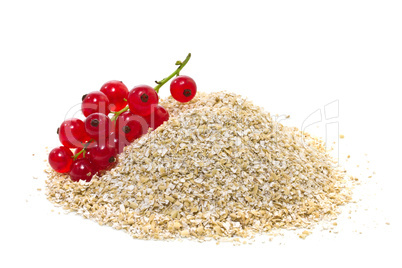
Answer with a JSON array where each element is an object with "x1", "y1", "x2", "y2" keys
[
  {"x1": 154, "y1": 53, "x2": 191, "y2": 93},
  {"x1": 111, "y1": 106, "x2": 129, "y2": 121},
  {"x1": 72, "y1": 140, "x2": 93, "y2": 160},
  {"x1": 110, "y1": 53, "x2": 191, "y2": 121}
]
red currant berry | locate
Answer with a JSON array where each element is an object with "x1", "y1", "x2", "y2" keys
[
  {"x1": 59, "y1": 118, "x2": 90, "y2": 148},
  {"x1": 145, "y1": 105, "x2": 169, "y2": 130},
  {"x1": 86, "y1": 141, "x2": 117, "y2": 170},
  {"x1": 69, "y1": 158, "x2": 96, "y2": 182},
  {"x1": 170, "y1": 75, "x2": 197, "y2": 103},
  {"x1": 84, "y1": 113, "x2": 112, "y2": 141},
  {"x1": 115, "y1": 111, "x2": 148, "y2": 143},
  {"x1": 108, "y1": 132, "x2": 126, "y2": 154},
  {"x1": 81, "y1": 91, "x2": 110, "y2": 117},
  {"x1": 127, "y1": 85, "x2": 159, "y2": 117},
  {"x1": 49, "y1": 146, "x2": 74, "y2": 173},
  {"x1": 83, "y1": 146, "x2": 101, "y2": 171},
  {"x1": 100, "y1": 80, "x2": 129, "y2": 112}
]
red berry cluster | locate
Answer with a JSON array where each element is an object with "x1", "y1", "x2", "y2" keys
[{"x1": 48, "y1": 53, "x2": 197, "y2": 182}]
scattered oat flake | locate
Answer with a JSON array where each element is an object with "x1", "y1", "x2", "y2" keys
[
  {"x1": 299, "y1": 230, "x2": 311, "y2": 239},
  {"x1": 340, "y1": 134, "x2": 345, "y2": 139}
]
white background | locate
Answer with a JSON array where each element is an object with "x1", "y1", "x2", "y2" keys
[{"x1": 1, "y1": 0, "x2": 401, "y2": 267}]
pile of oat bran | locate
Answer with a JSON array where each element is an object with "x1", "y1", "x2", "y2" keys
[{"x1": 46, "y1": 92, "x2": 353, "y2": 240}]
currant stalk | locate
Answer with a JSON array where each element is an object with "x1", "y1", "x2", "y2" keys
[
  {"x1": 111, "y1": 106, "x2": 129, "y2": 121},
  {"x1": 111, "y1": 53, "x2": 191, "y2": 121},
  {"x1": 73, "y1": 140, "x2": 94, "y2": 160},
  {"x1": 154, "y1": 53, "x2": 191, "y2": 93}
]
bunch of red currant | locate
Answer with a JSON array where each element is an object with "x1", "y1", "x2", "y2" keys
[{"x1": 48, "y1": 53, "x2": 197, "y2": 182}]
